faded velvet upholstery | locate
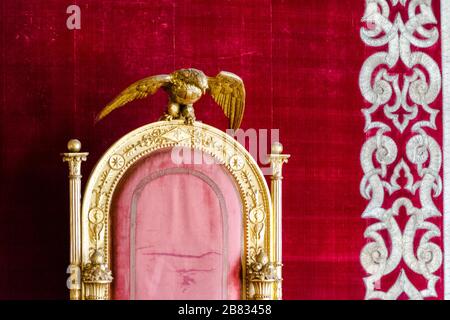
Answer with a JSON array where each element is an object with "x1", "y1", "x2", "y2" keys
[{"x1": 111, "y1": 148, "x2": 242, "y2": 299}]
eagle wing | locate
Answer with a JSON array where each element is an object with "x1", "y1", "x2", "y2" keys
[
  {"x1": 96, "y1": 74, "x2": 172, "y2": 121},
  {"x1": 207, "y1": 71, "x2": 245, "y2": 129}
]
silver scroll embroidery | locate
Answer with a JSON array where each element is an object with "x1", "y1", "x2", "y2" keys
[{"x1": 359, "y1": 0, "x2": 442, "y2": 300}]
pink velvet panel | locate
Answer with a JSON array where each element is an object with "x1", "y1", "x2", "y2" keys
[{"x1": 111, "y1": 148, "x2": 242, "y2": 300}]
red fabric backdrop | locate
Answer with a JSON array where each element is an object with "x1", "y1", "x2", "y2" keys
[{"x1": 0, "y1": 0, "x2": 441, "y2": 299}]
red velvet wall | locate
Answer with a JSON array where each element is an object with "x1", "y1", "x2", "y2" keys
[{"x1": 0, "y1": 0, "x2": 418, "y2": 299}]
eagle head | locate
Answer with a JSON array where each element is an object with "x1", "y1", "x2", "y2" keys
[{"x1": 173, "y1": 68, "x2": 208, "y2": 94}]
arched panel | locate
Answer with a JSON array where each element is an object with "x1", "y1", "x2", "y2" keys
[{"x1": 111, "y1": 149, "x2": 242, "y2": 299}]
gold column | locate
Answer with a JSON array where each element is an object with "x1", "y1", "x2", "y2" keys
[
  {"x1": 269, "y1": 142, "x2": 290, "y2": 300},
  {"x1": 61, "y1": 139, "x2": 88, "y2": 300}
]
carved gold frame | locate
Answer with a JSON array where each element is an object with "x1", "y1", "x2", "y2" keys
[{"x1": 62, "y1": 120, "x2": 289, "y2": 300}]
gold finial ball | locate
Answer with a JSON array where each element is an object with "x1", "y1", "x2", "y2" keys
[
  {"x1": 67, "y1": 139, "x2": 81, "y2": 152},
  {"x1": 256, "y1": 251, "x2": 269, "y2": 265},
  {"x1": 271, "y1": 142, "x2": 283, "y2": 154},
  {"x1": 91, "y1": 250, "x2": 104, "y2": 265}
]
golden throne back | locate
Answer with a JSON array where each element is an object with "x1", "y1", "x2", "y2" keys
[
  {"x1": 62, "y1": 72, "x2": 288, "y2": 300},
  {"x1": 62, "y1": 120, "x2": 289, "y2": 300}
]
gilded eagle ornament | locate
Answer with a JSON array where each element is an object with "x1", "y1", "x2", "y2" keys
[{"x1": 97, "y1": 68, "x2": 246, "y2": 129}]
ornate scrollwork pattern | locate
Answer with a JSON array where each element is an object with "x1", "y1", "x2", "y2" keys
[
  {"x1": 81, "y1": 121, "x2": 273, "y2": 299},
  {"x1": 359, "y1": 0, "x2": 443, "y2": 299}
]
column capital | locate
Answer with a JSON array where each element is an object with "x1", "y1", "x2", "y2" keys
[
  {"x1": 61, "y1": 139, "x2": 88, "y2": 178},
  {"x1": 269, "y1": 142, "x2": 290, "y2": 180}
]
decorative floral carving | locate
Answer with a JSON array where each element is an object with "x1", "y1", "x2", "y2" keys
[
  {"x1": 248, "y1": 250, "x2": 277, "y2": 281},
  {"x1": 83, "y1": 250, "x2": 113, "y2": 283},
  {"x1": 248, "y1": 249, "x2": 277, "y2": 300},
  {"x1": 82, "y1": 250, "x2": 113, "y2": 301}
]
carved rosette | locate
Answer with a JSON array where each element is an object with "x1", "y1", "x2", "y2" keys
[
  {"x1": 80, "y1": 121, "x2": 273, "y2": 299},
  {"x1": 359, "y1": 0, "x2": 443, "y2": 299}
]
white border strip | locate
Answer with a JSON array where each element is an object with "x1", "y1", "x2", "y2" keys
[{"x1": 442, "y1": 0, "x2": 450, "y2": 301}]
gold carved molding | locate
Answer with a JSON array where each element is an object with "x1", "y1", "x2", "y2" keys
[{"x1": 80, "y1": 120, "x2": 275, "y2": 300}]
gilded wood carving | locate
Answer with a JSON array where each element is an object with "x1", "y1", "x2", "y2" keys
[
  {"x1": 79, "y1": 121, "x2": 274, "y2": 299},
  {"x1": 96, "y1": 68, "x2": 245, "y2": 130}
]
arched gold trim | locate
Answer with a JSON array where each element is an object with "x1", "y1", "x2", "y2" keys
[{"x1": 80, "y1": 120, "x2": 274, "y2": 300}]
